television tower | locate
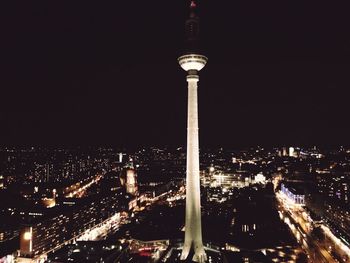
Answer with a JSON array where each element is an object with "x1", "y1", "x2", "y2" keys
[{"x1": 179, "y1": 1, "x2": 207, "y2": 262}]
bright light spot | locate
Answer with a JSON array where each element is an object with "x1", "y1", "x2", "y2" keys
[{"x1": 23, "y1": 232, "x2": 32, "y2": 240}]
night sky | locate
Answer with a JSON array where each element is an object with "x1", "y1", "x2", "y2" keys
[{"x1": 1, "y1": 1, "x2": 350, "y2": 147}]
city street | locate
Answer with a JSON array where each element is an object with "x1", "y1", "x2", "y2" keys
[
  {"x1": 65, "y1": 172, "x2": 105, "y2": 198},
  {"x1": 276, "y1": 192, "x2": 338, "y2": 263}
]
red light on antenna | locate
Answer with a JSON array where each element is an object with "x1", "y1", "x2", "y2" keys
[{"x1": 190, "y1": 1, "x2": 196, "y2": 9}]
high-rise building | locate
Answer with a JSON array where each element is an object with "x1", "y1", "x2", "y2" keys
[
  {"x1": 120, "y1": 160, "x2": 138, "y2": 196},
  {"x1": 179, "y1": 1, "x2": 207, "y2": 262},
  {"x1": 0, "y1": 175, "x2": 4, "y2": 189},
  {"x1": 289, "y1": 147, "x2": 295, "y2": 157},
  {"x1": 126, "y1": 168, "x2": 138, "y2": 195},
  {"x1": 44, "y1": 163, "x2": 52, "y2": 183},
  {"x1": 282, "y1": 147, "x2": 288, "y2": 157}
]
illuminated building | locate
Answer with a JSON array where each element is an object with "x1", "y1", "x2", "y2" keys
[
  {"x1": 0, "y1": 227, "x2": 19, "y2": 244},
  {"x1": 281, "y1": 183, "x2": 305, "y2": 205},
  {"x1": 41, "y1": 198, "x2": 55, "y2": 208},
  {"x1": 254, "y1": 173, "x2": 266, "y2": 184},
  {"x1": 209, "y1": 171, "x2": 255, "y2": 189},
  {"x1": 126, "y1": 168, "x2": 138, "y2": 196},
  {"x1": 0, "y1": 175, "x2": 4, "y2": 189},
  {"x1": 288, "y1": 147, "x2": 295, "y2": 157},
  {"x1": 179, "y1": 1, "x2": 207, "y2": 262},
  {"x1": 41, "y1": 189, "x2": 57, "y2": 208},
  {"x1": 211, "y1": 172, "x2": 236, "y2": 187},
  {"x1": 288, "y1": 147, "x2": 299, "y2": 157},
  {"x1": 129, "y1": 239, "x2": 169, "y2": 259},
  {"x1": 120, "y1": 168, "x2": 138, "y2": 196},
  {"x1": 120, "y1": 160, "x2": 138, "y2": 196},
  {"x1": 0, "y1": 255, "x2": 15, "y2": 262},
  {"x1": 44, "y1": 163, "x2": 52, "y2": 183},
  {"x1": 17, "y1": 193, "x2": 125, "y2": 262},
  {"x1": 282, "y1": 147, "x2": 288, "y2": 157}
]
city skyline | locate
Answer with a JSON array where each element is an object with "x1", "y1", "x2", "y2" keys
[
  {"x1": 1, "y1": 145, "x2": 350, "y2": 262},
  {"x1": 2, "y1": 1, "x2": 350, "y2": 263},
  {"x1": 2, "y1": 1, "x2": 350, "y2": 146}
]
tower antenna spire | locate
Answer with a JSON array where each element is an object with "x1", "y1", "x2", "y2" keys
[
  {"x1": 190, "y1": 0, "x2": 197, "y2": 9},
  {"x1": 185, "y1": 0, "x2": 200, "y2": 52}
]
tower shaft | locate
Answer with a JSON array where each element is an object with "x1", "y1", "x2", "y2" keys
[{"x1": 180, "y1": 73, "x2": 207, "y2": 262}]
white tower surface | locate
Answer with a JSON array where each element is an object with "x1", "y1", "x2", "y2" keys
[{"x1": 179, "y1": 55, "x2": 207, "y2": 263}]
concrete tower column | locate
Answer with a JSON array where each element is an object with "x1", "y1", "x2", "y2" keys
[
  {"x1": 181, "y1": 72, "x2": 207, "y2": 262},
  {"x1": 178, "y1": 55, "x2": 207, "y2": 262}
]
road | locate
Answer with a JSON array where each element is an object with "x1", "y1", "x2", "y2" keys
[
  {"x1": 77, "y1": 212, "x2": 129, "y2": 241},
  {"x1": 276, "y1": 192, "x2": 337, "y2": 263},
  {"x1": 65, "y1": 171, "x2": 105, "y2": 198}
]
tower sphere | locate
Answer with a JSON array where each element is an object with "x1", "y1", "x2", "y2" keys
[{"x1": 178, "y1": 54, "x2": 208, "y2": 72}]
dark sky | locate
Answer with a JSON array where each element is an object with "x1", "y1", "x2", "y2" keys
[{"x1": 1, "y1": 1, "x2": 350, "y2": 147}]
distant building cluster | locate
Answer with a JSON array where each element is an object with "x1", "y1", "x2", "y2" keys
[
  {"x1": 0, "y1": 147, "x2": 118, "y2": 186},
  {"x1": 1, "y1": 146, "x2": 350, "y2": 262}
]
